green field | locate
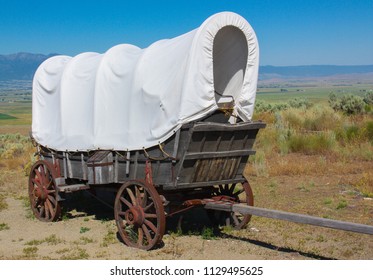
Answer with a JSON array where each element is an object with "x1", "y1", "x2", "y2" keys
[
  {"x1": 257, "y1": 83, "x2": 372, "y2": 104},
  {"x1": 0, "y1": 113, "x2": 17, "y2": 120},
  {"x1": 0, "y1": 86, "x2": 32, "y2": 126}
]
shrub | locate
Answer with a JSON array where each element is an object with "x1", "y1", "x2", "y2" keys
[
  {"x1": 283, "y1": 110, "x2": 303, "y2": 130},
  {"x1": 345, "y1": 125, "x2": 360, "y2": 141},
  {"x1": 79, "y1": 227, "x2": 90, "y2": 234},
  {"x1": 255, "y1": 100, "x2": 288, "y2": 113},
  {"x1": 255, "y1": 100, "x2": 273, "y2": 113},
  {"x1": 0, "y1": 223, "x2": 10, "y2": 231},
  {"x1": 364, "y1": 121, "x2": 373, "y2": 141},
  {"x1": 272, "y1": 103, "x2": 289, "y2": 112},
  {"x1": 335, "y1": 121, "x2": 373, "y2": 144},
  {"x1": 329, "y1": 94, "x2": 365, "y2": 115},
  {"x1": 0, "y1": 133, "x2": 32, "y2": 159},
  {"x1": 288, "y1": 97, "x2": 312, "y2": 109},
  {"x1": 287, "y1": 131, "x2": 336, "y2": 154},
  {"x1": 282, "y1": 106, "x2": 341, "y2": 132},
  {"x1": 336, "y1": 200, "x2": 347, "y2": 210},
  {"x1": 363, "y1": 91, "x2": 373, "y2": 105},
  {"x1": 201, "y1": 227, "x2": 216, "y2": 240}
]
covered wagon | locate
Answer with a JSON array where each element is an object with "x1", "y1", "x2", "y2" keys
[{"x1": 29, "y1": 12, "x2": 265, "y2": 250}]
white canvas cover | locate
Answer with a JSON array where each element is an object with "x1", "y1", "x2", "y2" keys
[{"x1": 32, "y1": 12, "x2": 259, "y2": 151}]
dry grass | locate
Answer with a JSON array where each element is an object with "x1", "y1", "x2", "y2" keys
[
  {"x1": 350, "y1": 172, "x2": 373, "y2": 198},
  {"x1": 248, "y1": 105, "x2": 373, "y2": 181},
  {"x1": 0, "y1": 125, "x2": 30, "y2": 136}
]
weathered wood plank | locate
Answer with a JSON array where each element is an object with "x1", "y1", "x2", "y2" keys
[
  {"x1": 166, "y1": 177, "x2": 245, "y2": 190},
  {"x1": 205, "y1": 203, "x2": 373, "y2": 235},
  {"x1": 193, "y1": 121, "x2": 266, "y2": 132},
  {"x1": 185, "y1": 149, "x2": 255, "y2": 160}
]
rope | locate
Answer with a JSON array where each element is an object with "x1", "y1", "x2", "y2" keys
[
  {"x1": 159, "y1": 143, "x2": 176, "y2": 160},
  {"x1": 143, "y1": 143, "x2": 175, "y2": 161}
]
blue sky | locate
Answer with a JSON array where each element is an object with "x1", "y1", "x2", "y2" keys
[{"x1": 0, "y1": 0, "x2": 372, "y2": 66}]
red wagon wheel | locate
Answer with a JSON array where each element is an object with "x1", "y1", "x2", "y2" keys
[
  {"x1": 28, "y1": 160, "x2": 61, "y2": 222},
  {"x1": 114, "y1": 180, "x2": 165, "y2": 250},
  {"x1": 207, "y1": 181, "x2": 254, "y2": 229}
]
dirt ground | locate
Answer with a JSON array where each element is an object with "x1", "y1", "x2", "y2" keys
[{"x1": 0, "y1": 156, "x2": 372, "y2": 260}]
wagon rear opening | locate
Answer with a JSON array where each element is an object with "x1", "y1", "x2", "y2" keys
[{"x1": 213, "y1": 25, "x2": 248, "y2": 108}]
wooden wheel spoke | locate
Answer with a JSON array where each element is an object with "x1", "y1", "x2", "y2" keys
[
  {"x1": 118, "y1": 211, "x2": 127, "y2": 217},
  {"x1": 39, "y1": 165, "x2": 46, "y2": 184},
  {"x1": 142, "y1": 224, "x2": 152, "y2": 242},
  {"x1": 135, "y1": 186, "x2": 142, "y2": 206},
  {"x1": 143, "y1": 201, "x2": 154, "y2": 212},
  {"x1": 229, "y1": 183, "x2": 236, "y2": 194},
  {"x1": 45, "y1": 179, "x2": 54, "y2": 190},
  {"x1": 46, "y1": 199, "x2": 55, "y2": 217},
  {"x1": 144, "y1": 213, "x2": 157, "y2": 218},
  {"x1": 44, "y1": 202, "x2": 50, "y2": 220},
  {"x1": 126, "y1": 188, "x2": 137, "y2": 206},
  {"x1": 39, "y1": 205, "x2": 45, "y2": 217},
  {"x1": 119, "y1": 217, "x2": 128, "y2": 228},
  {"x1": 32, "y1": 178, "x2": 42, "y2": 188},
  {"x1": 34, "y1": 197, "x2": 41, "y2": 207},
  {"x1": 126, "y1": 227, "x2": 138, "y2": 242},
  {"x1": 137, "y1": 227, "x2": 144, "y2": 246},
  {"x1": 144, "y1": 219, "x2": 157, "y2": 233},
  {"x1": 225, "y1": 216, "x2": 231, "y2": 226},
  {"x1": 232, "y1": 213, "x2": 240, "y2": 226},
  {"x1": 48, "y1": 195, "x2": 57, "y2": 206},
  {"x1": 120, "y1": 197, "x2": 132, "y2": 208},
  {"x1": 141, "y1": 190, "x2": 148, "y2": 207},
  {"x1": 34, "y1": 169, "x2": 43, "y2": 185},
  {"x1": 233, "y1": 189, "x2": 244, "y2": 196},
  {"x1": 43, "y1": 166, "x2": 50, "y2": 180}
]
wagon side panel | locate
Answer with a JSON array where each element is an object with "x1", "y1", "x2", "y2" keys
[{"x1": 168, "y1": 122, "x2": 265, "y2": 189}]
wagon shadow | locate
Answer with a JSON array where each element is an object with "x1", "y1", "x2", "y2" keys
[
  {"x1": 60, "y1": 189, "x2": 115, "y2": 221},
  {"x1": 167, "y1": 207, "x2": 335, "y2": 260},
  {"x1": 60, "y1": 196, "x2": 335, "y2": 259},
  {"x1": 220, "y1": 234, "x2": 336, "y2": 260}
]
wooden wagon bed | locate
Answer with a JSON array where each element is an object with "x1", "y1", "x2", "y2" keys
[{"x1": 29, "y1": 119, "x2": 266, "y2": 249}]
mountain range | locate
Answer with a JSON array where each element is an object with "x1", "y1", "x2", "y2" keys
[
  {"x1": 0, "y1": 52, "x2": 373, "y2": 81},
  {"x1": 0, "y1": 52, "x2": 57, "y2": 80}
]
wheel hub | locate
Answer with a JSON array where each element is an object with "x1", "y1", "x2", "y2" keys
[{"x1": 125, "y1": 206, "x2": 145, "y2": 226}]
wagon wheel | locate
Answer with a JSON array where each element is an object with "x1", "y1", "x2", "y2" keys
[
  {"x1": 28, "y1": 160, "x2": 61, "y2": 222},
  {"x1": 207, "y1": 181, "x2": 253, "y2": 229},
  {"x1": 114, "y1": 180, "x2": 166, "y2": 250}
]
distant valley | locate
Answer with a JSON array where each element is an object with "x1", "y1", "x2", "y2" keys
[{"x1": 0, "y1": 52, "x2": 372, "y2": 89}]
